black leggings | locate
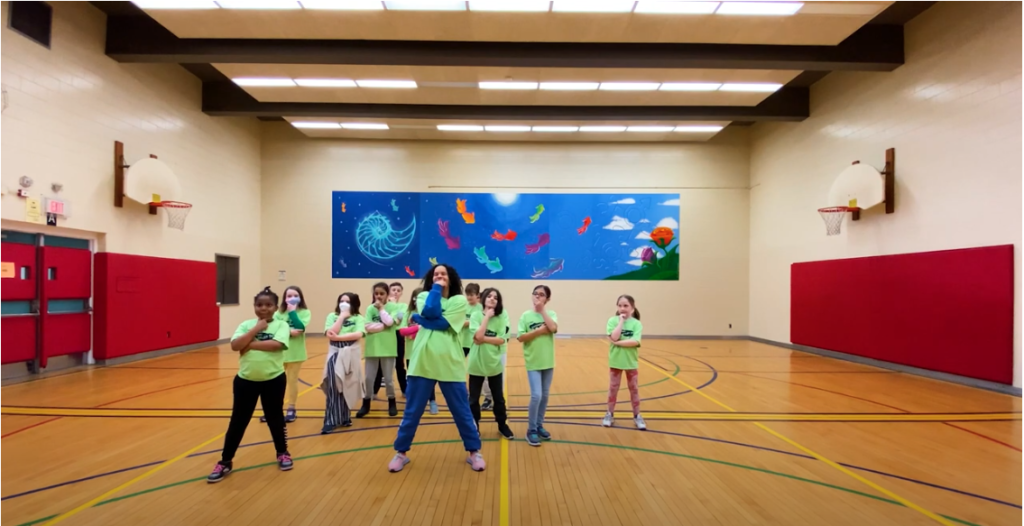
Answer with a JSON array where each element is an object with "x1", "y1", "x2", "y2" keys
[
  {"x1": 375, "y1": 334, "x2": 407, "y2": 395},
  {"x1": 221, "y1": 373, "x2": 288, "y2": 463},
  {"x1": 469, "y1": 373, "x2": 507, "y2": 427}
]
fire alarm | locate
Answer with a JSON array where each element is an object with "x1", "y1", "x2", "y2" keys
[{"x1": 19, "y1": 176, "x2": 33, "y2": 188}]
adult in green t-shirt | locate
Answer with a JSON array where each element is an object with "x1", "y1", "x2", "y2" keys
[
  {"x1": 389, "y1": 264, "x2": 485, "y2": 474},
  {"x1": 467, "y1": 287, "x2": 514, "y2": 440},
  {"x1": 358, "y1": 282, "x2": 402, "y2": 418},
  {"x1": 517, "y1": 284, "x2": 559, "y2": 447},
  {"x1": 208, "y1": 287, "x2": 292, "y2": 483},
  {"x1": 603, "y1": 295, "x2": 646, "y2": 431}
]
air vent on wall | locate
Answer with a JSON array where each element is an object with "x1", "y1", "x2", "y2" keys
[{"x1": 7, "y1": 1, "x2": 53, "y2": 49}]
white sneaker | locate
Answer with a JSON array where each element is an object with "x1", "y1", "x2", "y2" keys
[
  {"x1": 602, "y1": 412, "x2": 614, "y2": 427},
  {"x1": 634, "y1": 414, "x2": 647, "y2": 431}
]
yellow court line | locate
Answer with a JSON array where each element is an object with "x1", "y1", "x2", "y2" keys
[
  {"x1": 41, "y1": 382, "x2": 323, "y2": 526},
  {"x1": 640, "y1": 360, "x2": 957, "y2": 526}
]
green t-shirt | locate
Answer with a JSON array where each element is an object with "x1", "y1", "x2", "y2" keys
[
  {"x1": 607, "y1": 316, "x2": 643, "y2": 370},
  {"x1": 325, "y1": 312, "x2": 366, "y2": 338},
  {"x1": 407, "y1": 291, "x2": 468, "y2": 382},
  {"x1": 461, "y1": 302, "x2": 484, "y2": 349},
  {"x1": 518, "y1": 310, "x2": 558, "y2": 371},
  {"x1": 467, "y1": 310, "x2": 510, "y2": 377},
  {"x1": 233, "y1": 318, "x2": 290, "y2": 382},
  {"x1": 273, "y1": 309, "x2": 311, "y2": 363},
  {"x1": 364, "y1": 302, "x2": 401, "y2": 358}
]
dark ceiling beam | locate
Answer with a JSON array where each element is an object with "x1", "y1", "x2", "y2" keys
[
  {"x1": 106, "y1": 15, "x2": 903, "y2": 72},
  {"x1": 201, "y1": 81, "x2": 808, "y2": 121}
]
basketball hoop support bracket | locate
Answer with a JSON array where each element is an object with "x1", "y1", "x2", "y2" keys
[
  {"x1": 848, "y1": 148, "x2": 895, "y2": 221},
  {"x1": 113, "y1": 141, "x2": 160, "y2": 215}
]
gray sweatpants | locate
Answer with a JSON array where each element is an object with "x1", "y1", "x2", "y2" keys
[{"x1": 365, "y1": 357, "x2": 396, "y2": 399}]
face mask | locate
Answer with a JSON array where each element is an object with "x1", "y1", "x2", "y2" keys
[
  {"x1": 287, "y1": 297, "x2": 300, "y2": 306},
  {"x1": 339, "y1": 302, "x2": 350, "y2": 312}
]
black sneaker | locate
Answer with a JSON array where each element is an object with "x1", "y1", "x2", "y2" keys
[
  {"x1": 207, "y1": 461, "x2": 232, "y2": 483},
  {"x1": 388, "y1": 398, "x2": 398, "y2": 417},
  {"x1": 481, "y1": 398, "x2": 493, "y2": 411},
  {"x1": 498, "y1": 425, "x2": 515, "y2": 440},
  {"x1": 356, "y1": 398, "x2": 372, "y2": 418}
]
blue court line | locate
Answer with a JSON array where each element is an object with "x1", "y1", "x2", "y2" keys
[{"x1": 4, "y1": 420, "x2": 1019, "y2": 510}]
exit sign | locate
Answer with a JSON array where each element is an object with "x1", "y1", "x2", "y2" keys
[{"x1": 44, "y1": 198, "x2": 70, "y2": 217}]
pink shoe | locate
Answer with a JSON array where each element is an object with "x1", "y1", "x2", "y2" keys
[
  {"x1": 388, "y1": 452, "x2": 410, "y2": 473},
  {"x1": 466, "y1": 451, "x2": 486, "y2": 472}
]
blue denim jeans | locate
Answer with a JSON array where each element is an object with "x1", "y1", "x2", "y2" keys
[{"x1": 527, "y1": 368, "x2": 554, "y2": 432}]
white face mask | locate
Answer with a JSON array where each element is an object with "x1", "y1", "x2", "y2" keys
[{"x1": 339, "y1": 302, "x2": 350, "y2": 312}]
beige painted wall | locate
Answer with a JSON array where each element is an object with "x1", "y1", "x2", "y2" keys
[
  {"x1": 261, "y1": 124, "x2": 750, "y2": 336},
  {"x1": 748, "y1": 2, "x2": 1022, "y2": 386},
  {"x1": 0, "y1": 2, "x2": 263, "y2": 338}
]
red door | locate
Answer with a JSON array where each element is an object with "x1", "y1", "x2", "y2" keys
[
  {"x1": 41, "y1": 245, "x2": 92, "y2": 365},
  {"x1": 1, "y1": 237, "x2": 38, "y2": 365}
]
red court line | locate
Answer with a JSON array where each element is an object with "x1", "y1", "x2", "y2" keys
[{"x1": 737, "y1": 372, "x2": 1022, "y2": 452}]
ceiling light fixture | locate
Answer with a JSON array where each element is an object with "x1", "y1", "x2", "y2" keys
[
  {"x1": 626, "y1": 126, "x2": 675, "y2": 132},
  {"x1": 539, "y1": 82, "x2": 600, "y2": 91},
  {"x1": 719, "y1": 82, "x2": 783, "y2": 92},
  {"x1": 551, "y1": 1, "x2": 636, "y2": 13},
  {"x1": 479, "y1": 82, "x2": 540, "y2": 90},
  {"x1": 469, "y1": 1, "x2": 551, "y2": 11},
  {"x1": 294, "y1": 78, "x2": 358, "y2": 87},
  {"x1": 299, "y1": 0, "x2": 385, "y2": 9},
  {"x1": 133, "y1": 0, "x2": 220, "y2": 8},
  {"x1": 675, "y1": 125, "x2": 725, "y2": 132},
  {"x1": 659, "y1": 82, "x2": 722, "y2": 91},
  {"x1": 438, "y1": 124, "x2": 485, "y2": 131},
  {"x1": 341, "y1": 122, "x2": 390, "y2": 129},
  {"x1": 232, "y1": 77, "x2": 296, "y2": 87},
  {"x1": 634, "y1": 1, "x2": 720, "y2": 14},
  {"x1": 485, "y1": 125, "x2": 532, "y2": 132},
  {"x1": 216, "y1": 0, "x2": 301, "y2": 8},
  {"x1": 355, "y1": 79, "x2": 418, "y2": 88},
  {"x1": 599, "y1": 82, "x2": 662, "y2": 91},
  {"x1": 579, "y1": 126, "x2": 628, "y2": 132},
  {"x1": 291, "y1": 122, "x2": 342, "y2": 129},
  {"x1": 384, "y1": 1, "x2": 467, "y2": 10},
  {"x1": 715, "y1": 1, "x2": 803, "y2": 15},
  {"x1": 532, "y1": 126, "x2": 579, "y2": 132}
]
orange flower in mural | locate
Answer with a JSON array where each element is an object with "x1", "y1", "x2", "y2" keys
[{"x1": 650, "y1": 227, "x2": 675, "y2": 248}]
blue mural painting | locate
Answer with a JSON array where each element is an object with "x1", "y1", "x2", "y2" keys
[{"x1": 332, "y1": 192, "x2": 680, "y2": 281}]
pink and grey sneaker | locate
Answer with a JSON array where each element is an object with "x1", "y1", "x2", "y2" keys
[
  {"x1": 466, "y1": 452, "x2": 486, "y2": 472},
  {"x1": 388, "y1": 452, "x2": 411, "y2": 473},
  {"x1": 207, "y1": 461, "x2": 232, "y2": 483},
  {"x1": 278, "y1": 453, "x2": 294, "y2": 471}
]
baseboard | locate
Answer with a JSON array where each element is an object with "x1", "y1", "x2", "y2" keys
[
  {"x1": 96, "y1": 339, "x2": 230, "y2": 366},
  {"x1": 748, "y1": 336, "x2": 1023, "y2": 397}
]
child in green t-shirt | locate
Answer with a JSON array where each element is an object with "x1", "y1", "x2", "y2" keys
[
  {"x1": 517, "y1": 285, "x2": 559, "y2": 447},
  {"x1": 462, "y1": 283, "x2": 483, "y2": 356},
  {"x1": 260, "y1": 286, "x2": 310, "y2": 425},
  {"x1": 467, "y1": 287, "x2": 513, "y2": 440},
  {"x1": 208, "y1": 287, "x2": 292, "y2": 483},
  {"x1": 604, "y1": 295, "x2": 646, "y2": 431},
  {"x1": 324, "y1": 293, "x2": 366, "y2": 434},
  {"x1": 358, "y1": 282, "x2": 401, "y2": 418}
]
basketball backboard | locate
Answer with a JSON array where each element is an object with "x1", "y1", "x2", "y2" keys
[
  {"x1": 827, "y1": 162, "x2": 885, "y2": 210},
  {"x1": 123, "y1": 157, "x2": 181, "y2": 205}
]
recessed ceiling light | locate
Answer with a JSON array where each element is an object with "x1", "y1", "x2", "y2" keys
[
  {"x1": 539, "y1": 82, "x2": 600, "y2": 91},
  {"x1": 300, "y1": 0, "x2": 384, "y2": 9},
  {"x1": 355, "y1": 80, "x2": 418, "y2": 88},
  {"x1": 599, "y1": 82, "x2": 662, "y2": 91},
  {"x1": 341, "y1": 122, "x2": 390, "y2": 129},
  {"x1": 626, "y1": 126, "x2": 675, "y2": 132},
  {"x1": 438, "y1": 124, "x2": 485, "y2": 131},
  {"x1": 384, "y1": 1, "x2": 467, "y2": 10},
  {"x1": 579, "y1": 126, "x2": 628, "y2": 132},
  {"x1": 479, "y1": 82, "x2": 540, "y2": 90},
  {"x1": 291, "y1": 122, "x2": 342, "y2": 129},
  {"x1": 719, "y1": 82, "x2": 782, "y2": 92},
  {"x1": 552, "y1": 1, "x2": 636, "y2": 13},
  {"x1": 715, "y1": 1, "x2": 802, "y2": 15},
  {"x1": 532, "y1": 126, "x2": 579, "y2": 132},
  {"x1": 485, "y1": 125, "x2": 532, "y2": 132},
  {"x1": 634, "y1": 1, "x2": 720, "y2": 14},
  {"x1": 675, "y1": 125, "x2": 725, "y2": 132},
  {"x1": 469, "y1": 1, "x2": 551, "y2": 11},
  {"x1": 659, "y1": 82, "x2": 722, "y2": 91},
  {"x1": 295, "y1": 78, "x2": 358, "y2": 87},
  {"x1": 216, "y1": 0, "x2": 301, "y2": 8},
  {"x1": 133, "y1": 0, "x2": 220, "y2": 8},
  {"x1": 232, "y1": 77, "x2": 296, "y2": 87}
]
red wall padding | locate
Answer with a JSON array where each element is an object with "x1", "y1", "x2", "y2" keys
[
  {"x1": 791, "y1": 245, "x2": 1015, "y2": 384},
  {"x1": 1, "y1": 317, "x2": 36, "y2": 364},
  {"x1": 94, "y1": 253, "x2": 219, "y2": 360},
  {"x1": 1, "y1": 242, "x2": 36, "y2": 301}
]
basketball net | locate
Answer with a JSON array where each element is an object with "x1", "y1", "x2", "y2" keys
[
  {"x1": 155, "y1": 201, "x2": 192, "y2": 231},
  {"x1": 818, "y1": 206, "x2": 857, "y2": 236}
]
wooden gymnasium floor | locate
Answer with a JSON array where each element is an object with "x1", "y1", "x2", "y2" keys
[{"x1": 1, "y1": 339, "x2": 1020, "y2": 526}]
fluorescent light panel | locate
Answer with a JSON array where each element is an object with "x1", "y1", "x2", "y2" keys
[
  {"x1": 599, "y1": 82, "x2": 661, "y2": 91},
  {"x1": 675, "y1": 125, "x2": 724, "y2": 132},
  {"x1": 299, "y1": 0, "x2": 385, "y2": 8},
  {"x1": 634, "y1": 1, "x2": 719, "y2": 14},
  {"x1": 384, "y1": 1, "x2": 467, "y2": 10},
  {"x1": 291, "y1": 122, "x2": 341, "y2": 129},
  {"x1": 719, "y1": 82, "x2": 782, "y2": 92},
  {"x1": 552, "y1": 1, "x2": 636, "y2": 12},
  {"x1": 232, "y1": 77, "x2": 296, "y2": 87},
  {"x1": 579, "y1": 126, "x2": 627, "y2": 132},
  {"x1": 485, "y1": 125, "x2": 532, "y2": 132},
  {"x1": 539, "y1": 82, "x2": 599, "y2": 91},
  {"x1": 133, "y1": 0, "x2": 219, "y2": 8},
  {"x1": 216, "y1": 0, "x2": 301, "y2": 8},
  {"x1": 659, "y1": 82, "x2": 722, "y2": 91},
  {"x1": 532, "y1": 126, "x2": 579, "y2": 132},
  {"x1": 627, "y1": 126, "x2": 675, "y2": 132},
  {"x1": 341, "y1": 122, "x2": 389, "y2": 129},
  {"x1": 355, "y1": 79, "x2": 418, "y2": 88},
  {"x1": 469, "y1": 1, "x2": 551, "y2": 11},
  {"x1": 294, "y1": 78, "x2": 357, "y2": 87},
  {"x1": 438, "y1": 125, "x2": 485, "y2": 131},
  {"x1": 479, "y1": 82, "x2": 539, "y2": 90},
  {"x1": 715, "y1": 1, "x2": 802, "y2": 15}
]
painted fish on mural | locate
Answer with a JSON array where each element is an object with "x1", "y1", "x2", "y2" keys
[
  {"x1": 531, "y1": 258, "x2": 564, "y2": 279},
  {"x1": 491, "y1": 229, "x2": 518, "y2": 242},
  {"x1": 577, "y1": 216, "x2": 592, "y2": 235},
  {"x1": 429, "y1": 257, "x2": 438, "y2": 266},
  {"x1": 529, "y1": 204, "x2": 545, "y2": 223},
  {"x1": 456, "y1": 198, "x2": 475, "y2": 224},
  {"x1": 404, "y1": 266, "x2": 416, "y2": 277},
  {"x1": 473, "y1": 246, "x2": 503, "y2": 274},
  {"x1": 341, "y1": 202, "x2": 346, "y2": 213},
  {"x1": 438, "y1": 219, "x2": 461, "y2": 250},
  {"x1": 525, "y1": 233, "x2": 550, "y2": 255},
  {"x1": 391, "y1": 199, "x2": 399, "y2": 212}
]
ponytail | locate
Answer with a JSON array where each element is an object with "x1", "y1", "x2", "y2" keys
[{"x1": 633, "y1": 308, "x2": 641, "y2": 321}]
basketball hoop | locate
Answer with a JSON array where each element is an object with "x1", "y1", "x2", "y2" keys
[
  {"x1": 152, "y1": 201, "x2": 192, "y2": 231},
  {"x1": 818, "y1": 206, "x2": 858, "y2": 236}
]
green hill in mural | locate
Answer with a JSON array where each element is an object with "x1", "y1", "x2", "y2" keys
[{"x1": 604, "y1": 250, "x2": 679, "y2": 281}]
